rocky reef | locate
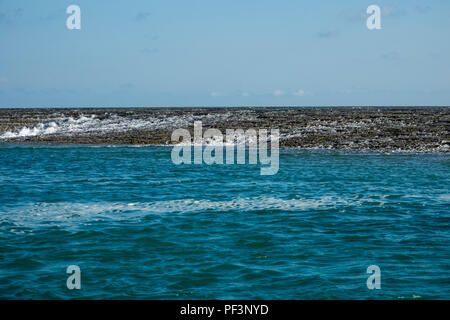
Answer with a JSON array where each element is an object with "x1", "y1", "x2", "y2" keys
[{"x1": 0, "y1": 107, "x2": 448, "y2": 152}]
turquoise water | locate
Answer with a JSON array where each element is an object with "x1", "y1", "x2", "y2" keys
[{"x1": 0, "y1": 145, "x2": 449, "y2": 299}]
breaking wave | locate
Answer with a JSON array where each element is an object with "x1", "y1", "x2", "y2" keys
[
  {"x1": 0, "y1": 115, "x2": 183, "y2": 139},
  {"x1": 0, "y1": 112, "x2": 244, "y2": 139}
]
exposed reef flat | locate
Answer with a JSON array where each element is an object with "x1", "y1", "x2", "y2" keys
[{"x1": 0, "y1": 107, "x2": 448, "y2": 152}]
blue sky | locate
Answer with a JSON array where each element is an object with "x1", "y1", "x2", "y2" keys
[{"x1": 0, "y1": 0, "x2": 449, "y2": 107}]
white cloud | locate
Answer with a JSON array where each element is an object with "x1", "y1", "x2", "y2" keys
[
  {"x1": 381, "y1": 6, "x2": 406, "y2": 17},
  {"x1": 135, "y1": 12, "x2": 151, "y2": 21},
  {"x1": 415, "y1": 5, "x2": 431, "y2": 14},
  {"x1": 317, "y1": 31, "x2": 338, "y2": 39},
  {"x1": 293, "y1": 89, "x2": 305, "y2": 96},
  {"x1": 341, "y1": 6, "x2": 406, "y2": 22},
  {"x1": 210, "y1": 91, "x2": 222, "y2": 97},
  {"x1": 241, "y1": 91, "x2": 250, "y2": 97},
  {"x1": 141, "y1": 48, "x2": 158, "y2": 54},
  {"x1": 273, "y1": 89, "x2": 284, "y2": 96},
  {"x1": 340, "y1": 10, "x2": 366, "y2": 22}
]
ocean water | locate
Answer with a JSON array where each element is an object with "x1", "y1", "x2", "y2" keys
[{"x1": 0, "y1": 145, "x2": 449, "y2": 299}]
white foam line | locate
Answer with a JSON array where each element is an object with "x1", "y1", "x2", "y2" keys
[
  {"x1": 0, "y1": 112, "x2": 247, "y2": 139},
  {"x1": 1, "y1": 196, "x2": 349, "y2": 229}
]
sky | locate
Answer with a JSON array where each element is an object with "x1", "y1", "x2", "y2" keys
[{"x1": 0, "y1": 0, "x2": 449, "y2": 107}]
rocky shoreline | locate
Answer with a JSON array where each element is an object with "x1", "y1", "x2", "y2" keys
[{"x1": 0, "y1": 107, "x2": 449, "y2": 152}]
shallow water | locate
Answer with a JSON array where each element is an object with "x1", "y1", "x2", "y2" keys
[{"x1": 0, "y1": 145, "x2": 449, "y2": 299}]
